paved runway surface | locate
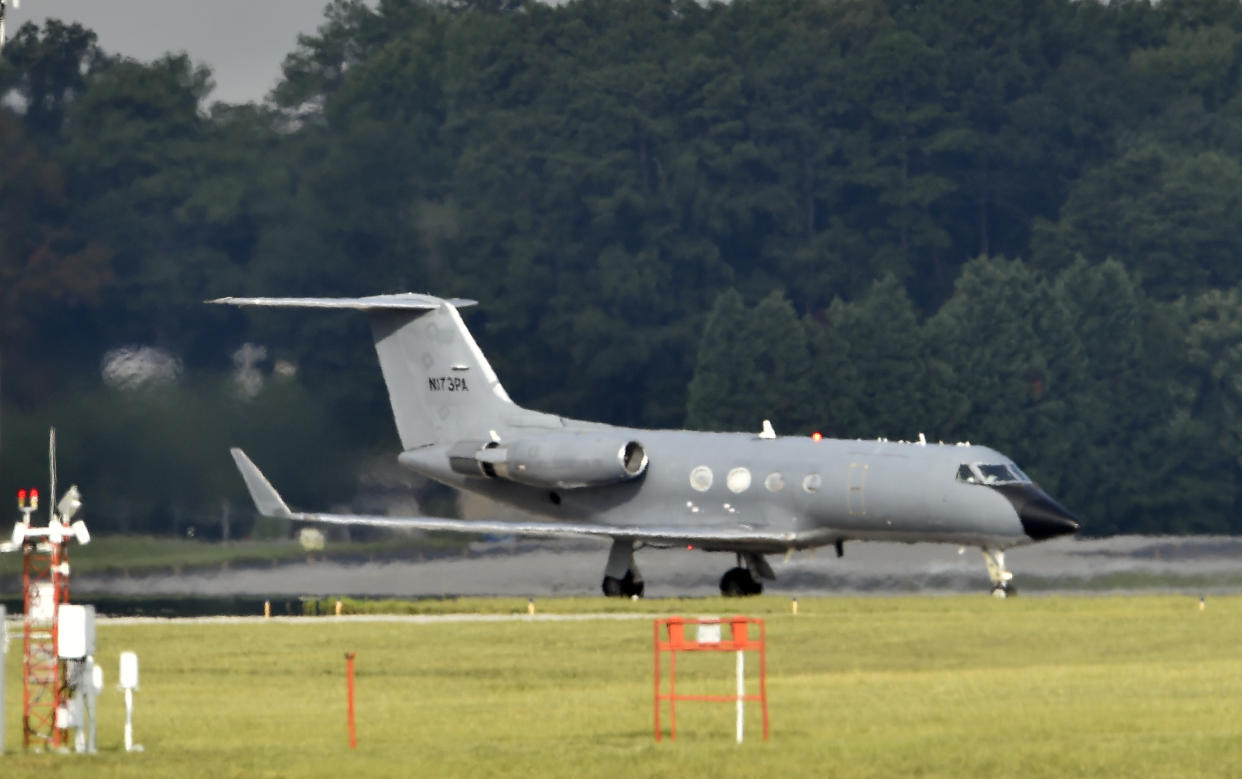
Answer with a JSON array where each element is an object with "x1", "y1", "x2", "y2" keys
[{"x1": 67, "y1": 535, "x2": 1242, "y2": 598}]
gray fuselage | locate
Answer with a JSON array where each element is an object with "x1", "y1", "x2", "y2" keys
[{"x1": 399, "y1": 426, "x2": 1039, "y2": 554}]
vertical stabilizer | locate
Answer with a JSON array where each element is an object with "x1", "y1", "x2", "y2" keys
[{"x1": 210, "y1": 293, "x2": 553, "y2": 449}]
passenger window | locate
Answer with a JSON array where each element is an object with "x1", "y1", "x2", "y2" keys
[
  {"x1": 764, "y1": 472, "x2": 785, "y2": 492},
  {"x1": 802, "y1": 474, "x2": 822, "y2": 493},
  {"x1": 689, "y1": 466, "x2": 713, "y2": 492},
  {"x1": 727, "y1": 467, "x2": 752, "y2": 493}
]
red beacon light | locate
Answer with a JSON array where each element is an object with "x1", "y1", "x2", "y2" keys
[
  {"x1": 17, "y1": 489, "x2": 27, "y2": 508},
  {"x1": 29, "y1": 488, "x2": 39, "y2": 509},
  {"x1": 811, "y1": 432, "x2": 823, "y2": 442}
]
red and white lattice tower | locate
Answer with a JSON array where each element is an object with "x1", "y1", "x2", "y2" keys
[
  {"x1": 6, "y1": 485, "x2": 86, "y2": 751},
  {"x1": 17, "y1": 488, "x2": 70, "y2": 749}
]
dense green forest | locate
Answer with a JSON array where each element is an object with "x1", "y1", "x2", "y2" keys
[{"x1": 2, "y1": 0, "x2": 1242, "y2": 537}]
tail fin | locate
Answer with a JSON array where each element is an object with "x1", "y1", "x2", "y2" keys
[{"x1": 210, "y1": 293, "x2": 553, "y2": 449}]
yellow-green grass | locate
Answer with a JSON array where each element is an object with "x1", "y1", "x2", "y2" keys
[{"x1": 4, "y1": 595, "x2": 1242, "y2": 777}]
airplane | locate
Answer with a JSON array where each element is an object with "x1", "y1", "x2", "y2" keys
[{"x1": 211, "y1": 293, "x2": 1080, "y2": 598}]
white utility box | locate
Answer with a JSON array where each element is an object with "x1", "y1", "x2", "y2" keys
[
  {"x1": 30, "y1": 582, "x2": 56, "y2": 624},
  {"x1": 57, "y1": 604, "x2": 96, "y2": 659},
  {"x1": 120, "y1": 651, "x2": 139, "y2": 690}
]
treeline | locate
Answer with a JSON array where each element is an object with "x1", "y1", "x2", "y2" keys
[{"x1": 2, "y1": 0, "x2": 1242, "y2": 535}]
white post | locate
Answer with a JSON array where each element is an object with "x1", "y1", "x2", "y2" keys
[
  {"x1": 72, "y1": 692, "x2": 86, "y2": 753},
  {"x1": 736, "y1": 649, "x2": 745, "y2": 744},
  {"x1": 120, "y1": 650, "x2": 141, "y2": 752},
  {"x1": 1, "y1": 605, "x2": 6, "y2": 756},
  {"x1": 88, "y1": 659, "x2": 102, "y2": 754},
  {"x1": 124, "y1": 689, "x2": 135, "y2": 751}
]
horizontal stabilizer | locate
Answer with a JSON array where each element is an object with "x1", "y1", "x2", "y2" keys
[
  {"x1": 230, "y1": 449, "x2": 805, "y2": 549},
  {"x1": 230, "y1": 448, "x2": 293, "y2": 518},
  {"x1": 208, "y1": 293, "x2": 477, "y2": 310}
]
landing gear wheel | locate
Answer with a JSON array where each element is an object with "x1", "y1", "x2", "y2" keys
[
  {"x1": 602, "y1": 570, "x2": 644, "y2": 598},
  {"x1": 720, "y1": 567, "x2": 763, "y2": 597},
  {"x1": 981, "y1": 547, "x2": 1015, "y2": 599}
]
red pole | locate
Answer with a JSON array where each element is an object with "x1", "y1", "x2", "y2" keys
[
  {"x1": 669, "y1": 644, "x2": 678, "y2": 741},
  {"x1": 345, "y1": 652, "x2": 357, "y2": 750}
]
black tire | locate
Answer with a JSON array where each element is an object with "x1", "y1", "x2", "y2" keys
[
  {"x1": 720, "y1": 567, "x2": 761, "y2": 597},
  {"x1": 603, "y1": 570, "x2": 645, "y2": 598}
]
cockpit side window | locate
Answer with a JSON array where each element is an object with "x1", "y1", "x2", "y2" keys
[
  {"x1": 958, "y1": 462, "x2": 1031, "y2": 485},
  {"x1": 978, "y1": 464, "x2": 1014, "y2": 484}
]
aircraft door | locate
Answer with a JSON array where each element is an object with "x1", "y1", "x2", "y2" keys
[{"x1": 847, "y1": 462, "x2": 868, "y2": 516}]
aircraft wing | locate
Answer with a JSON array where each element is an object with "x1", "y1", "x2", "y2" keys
[{"x1": 230, "y1": 448, "x2": 802, "y2": 548}]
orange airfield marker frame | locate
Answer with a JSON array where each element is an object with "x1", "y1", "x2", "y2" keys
[{"x1": 653, "y1": 616, "x2": 769, "y2": 742}]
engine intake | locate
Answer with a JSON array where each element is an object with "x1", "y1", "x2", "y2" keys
[{"x1": 448, "y1": 434, "x2": 648, "y2": 489}]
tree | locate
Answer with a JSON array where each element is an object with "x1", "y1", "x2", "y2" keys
[
  {"x1": 1032, "y1": 143, "x2": 1242, "y2": 297},
  {"x1": 1052, "y1": 258, "x2": 1187, "y2": 533},
  {"x1": 1174, "y1": 286, "x2": 1242, "y2": 532},
  {"x1": 686, "y1": 289, "x2": 812, "y2": 433},
  {"x1": 1, "y1": 20, "x2": 111, "y2": 141},
  {"x1": 0, "y1": 111, "x2": 111, "y2": 402},
  {"x1": 806, "y1": 274, "x2": 941, "y2": 440},
  {"x1": 924, "y1": 256, "x2": 1086, "y2": 495}
]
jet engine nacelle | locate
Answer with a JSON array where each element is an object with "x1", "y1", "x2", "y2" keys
[{"x1": 448, "y1": 434, "x2": 648, "y2": 489}]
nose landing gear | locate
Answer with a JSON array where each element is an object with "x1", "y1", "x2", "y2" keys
[{"x1": 981, "y1": 547, "x2": 1014, "y2": 597}]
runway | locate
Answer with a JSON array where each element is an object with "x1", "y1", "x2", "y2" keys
[{"x1": 66, "y1": 535, "x2": 1242, "y2": 598}]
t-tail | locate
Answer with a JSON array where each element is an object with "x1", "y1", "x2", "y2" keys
[{"x1": 209, "y1": 294, "x2": 558, "y2": 449}]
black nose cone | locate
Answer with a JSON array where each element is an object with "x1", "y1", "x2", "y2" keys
[
  {"x1": 990, "y1": 484, "x2": 1081, "y2": 540},
  {"x1": 1019, "y1": 492, "x2": 1080, "y2": 540}
]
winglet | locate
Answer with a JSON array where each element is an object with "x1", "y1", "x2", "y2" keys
[{"x1": 230, "y1": 448, "x2": 293, "y2": 518}]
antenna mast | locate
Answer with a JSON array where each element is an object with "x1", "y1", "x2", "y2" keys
[
  {"x1": 0, "y1": 1, "x2": 18, "y2": 49},
  {"x1": 48, "y1": 427, "x2": 56, "y2": 523}
]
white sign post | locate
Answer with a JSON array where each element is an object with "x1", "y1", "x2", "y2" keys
[
  {"x1": 736, "y1": 649, "x2": 745, "y2": 744},
  {"x1": 120, "y1": 651, "x2": 142, "y2": 752},
  {"x1": 1, "y1": 605, "x2": 6, "y2": 756}
]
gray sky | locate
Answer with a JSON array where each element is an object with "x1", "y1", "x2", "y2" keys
[{"x1": 7, "y1": 0, "x2": 333, "y2": 104}]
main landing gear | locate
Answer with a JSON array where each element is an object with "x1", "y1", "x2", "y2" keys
[
  {"x1": 719, "y1": 552, "x2": 773, "y2": 597},
  {"x1": 602, "y1": 538, "x2": 645, "y2": 598},
  {"x1": 981, "y1": 547, "x2": 1015, "y2": 598}
]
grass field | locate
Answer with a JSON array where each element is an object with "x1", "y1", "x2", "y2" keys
[{"x1": 3, "y1": 595, "x2": 1242, "y2": 777}]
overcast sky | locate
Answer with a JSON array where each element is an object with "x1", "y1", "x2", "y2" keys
[{"x1": 6, "y1": 0, "x2": 334, "y2": 104}]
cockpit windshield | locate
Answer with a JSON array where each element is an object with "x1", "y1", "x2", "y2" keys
[{"x1": 956, "y1": 463, "x2": 1030, "y2": 485}]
